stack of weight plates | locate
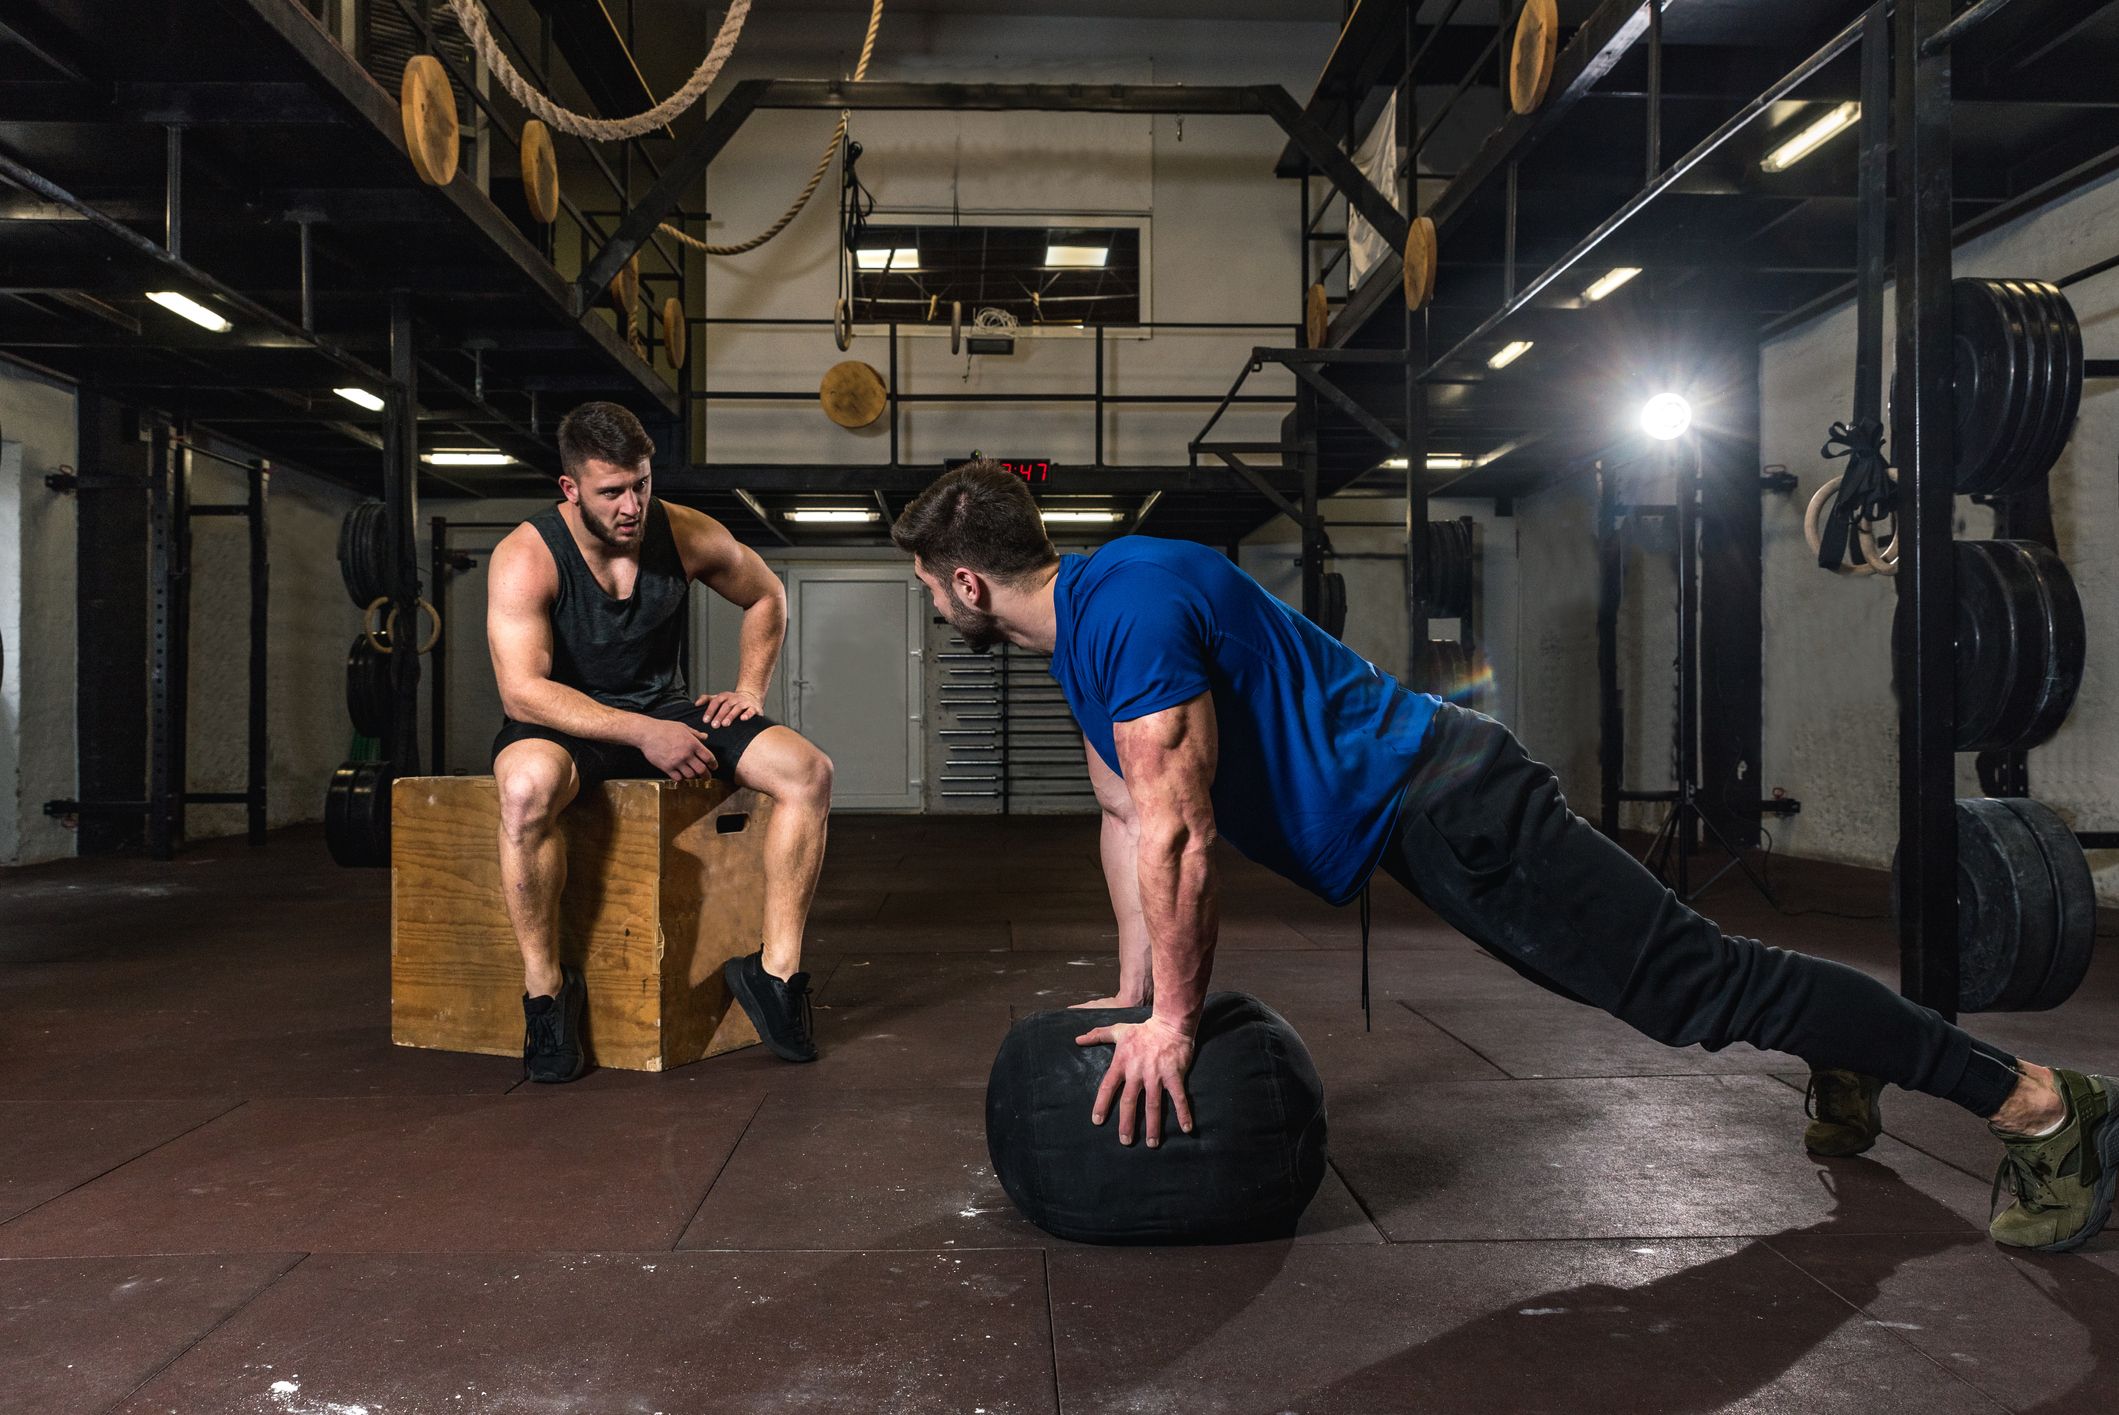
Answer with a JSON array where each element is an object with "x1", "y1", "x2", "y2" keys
[
  {"x1": 1893, "y1": 539, "x2": 2084, "y2": 752},
  {"x1": 1418, "y1": 520, "x2": 1475, "y2": 620}
]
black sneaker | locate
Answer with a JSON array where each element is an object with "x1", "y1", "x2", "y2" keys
[
  {"x1": 522, "y1": 964, "x2": 589, "y2": 1083},
  {"x1": 724, "y1": 951, "x2": 817, "y2": 1063}
]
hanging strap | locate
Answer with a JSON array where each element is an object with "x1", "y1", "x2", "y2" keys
[
  {"x1": 1359, "y1": 884, "x2": 1372, "y2": 1032},
  {"x1": 1816, "y1": 417, "x2": 1892, "y2": 571}
]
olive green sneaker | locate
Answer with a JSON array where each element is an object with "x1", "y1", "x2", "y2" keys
[
  {"x1": 1989, "y1": 1069, "x2": 2118, "y2": 1253},
  {"x1": 1803, "y1": 1069, "x2": 1885, "y2": 1157}
]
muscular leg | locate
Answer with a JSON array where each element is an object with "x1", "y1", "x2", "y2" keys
[
  {"x1": 495, "y1": 739, "x2": 580, "y2": 998},
  {"x1": 1382, "y1": 704, "x2": 2053, "y2": 1126},
  {"x1": 731, "y1": 725, "x2": 834, "y2": 981}
]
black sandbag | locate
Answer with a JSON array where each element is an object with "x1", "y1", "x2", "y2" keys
[{"x1": 985, "y1": 991, "x2": 1328, "y2": 1245}]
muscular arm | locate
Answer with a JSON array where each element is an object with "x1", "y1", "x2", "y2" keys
[
  {"x1": 487, "y1": 528, "x2": 648, "y2": 745},
  {"x1": 1112, "y1": 694, "x2": 1221, "y2": 1040},
  {"x1": 670, "y1": 503, "x2": 786, "y2": 701},
  {"x1": 1085, "y1": 740, "x2": 1154, "y2": 1008}
]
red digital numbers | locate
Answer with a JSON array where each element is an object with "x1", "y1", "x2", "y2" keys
[{"x1": 1002, "y1": 460, "x2": 1052, "y2": 485}]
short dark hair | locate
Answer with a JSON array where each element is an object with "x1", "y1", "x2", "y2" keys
[
  {"x1": 891, "y1": 462, "x2": 1057, "y2": 583},
  {"x1": 556, "y1": 401, "x2": 654, "y2": 479}
]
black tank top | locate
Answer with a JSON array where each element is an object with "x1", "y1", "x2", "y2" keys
[{"x1": 524, "y1": 499, "x2": 690, "y2": 713}]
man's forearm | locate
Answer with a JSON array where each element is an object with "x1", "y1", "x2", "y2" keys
[
  {"x1": 734, "y1": 597, "x2": 785, "y2": 700},
  {"x1": 1100, "y1": 812, "x2": 1154, "y2": 1004},
  {"x1": 505, "y1": 679, "x2": 647, "y2": 745},
  {"x1": 1137, "y1": 827, "x2": 1218, "y2": 1036}
]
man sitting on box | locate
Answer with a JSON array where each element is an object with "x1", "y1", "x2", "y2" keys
[{"x1": 486, "y1": 401, "x2": 828, "y2": 1081}]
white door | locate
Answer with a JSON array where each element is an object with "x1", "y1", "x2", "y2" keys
[{"x1": 786, "y1": 569, "x2": 924, "y2": 810}]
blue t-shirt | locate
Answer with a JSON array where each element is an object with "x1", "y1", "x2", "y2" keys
[{"x1": 1049, "y1": 537, "x2": 1437, "y2": 903}]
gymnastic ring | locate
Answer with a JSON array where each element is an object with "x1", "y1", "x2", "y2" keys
[
  {"x1": 833, "y1": 297, "x2": 854, "y2": 351},
  {"x1": 362, "y1": 595, "x2": 396, "y2": 651},
  {"x1": 1804, "y1": 475, "x2": 1874, "y2": 577},
  {"x1": 409, "y1": 597, "x2": 442, "y2": 654}
]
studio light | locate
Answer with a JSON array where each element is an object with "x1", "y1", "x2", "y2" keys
[
  {"x1": 1641, "y1": 392, "x2": 1693, "y2": 441},
  {"x1": 145, "y1": 290, "x2": 231, "y2": 333},
  {"x1": 1488, "y1": 340, "x2": 1534, "y2": 370},
  {"x1": 1761, "y1": 101, "x2": 1859, "y2": 173},
  {"x1": 1382, "y1": 455, "x2": 1470, "y2": 471},
  {"x1": 1040, "y1": 509, "x2": 1125, "y2": 523},
  {"x1": 786, "y1": 508, "x2": 881, "y2": 523},
  {"x1": 423, "y1": 449, "x2": 514, "y2": 466},
  {"x1": 1581, "y1": 267, "x2": 1642, "y2": 302},
  {"x1": 1044, "y1": 244, "x2": 1110, "y2": 268},
  {"x1": 334, "y1": 386, "x2": 386, "y2": 412}
]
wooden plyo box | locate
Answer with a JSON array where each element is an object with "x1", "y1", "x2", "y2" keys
[{"x1": 390, "y1": 776, "x2": 770, "y2": 1071}]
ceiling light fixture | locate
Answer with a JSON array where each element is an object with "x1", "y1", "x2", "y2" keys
[
  {"x1": 333, "y1": 386, "x2": 386, "y2": 412},
  {"x1": 145, "y1": 290, "x2": 231, "y2": 333},
  {"x1": 422, "y1": 449, "x2": 514, "y2": 466},
  {"x1": 855, "y1": 247, "x2": 921, "y2": 272},
  {"x1": 1044, "y1": 244, "x2": 1110, "y2": 268},
  {"x1": 1040, "y1": 509, "x2": 1125, "y2": 523},
  {"x1": 1582, "y1": 266, "x2": 1642, "y2": 302},
  {"x1": 1761, "y1": 101, "x2": 1859, "y2": 173},
  {"x1": 785, "y1": 509, "x2": 881, "y2": 523},
  {"x1": 1381, "y1": 455, "x2": 1470, "y2": 472},
  {"x1": 1488, "y1": 340, "x2": 1534, "y2": 370},
  {"x1": 1641, "y1": 392, "x2": 1693, "y2": 441}
]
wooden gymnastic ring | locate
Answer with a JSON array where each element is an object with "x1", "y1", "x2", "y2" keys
[
  {"x1": 362, "y1": 595, "x2": 396, "y2": 651},
  {"x1": 400, "y1": 54, "x2": 460, "y2": 187},
  {"x1": 833, "y1": 297, "x2": 854, "y2": 351},
  {"x1": 1305, "y1": 283, "x2": 1329, "y2": 349},
  {"x1": 520, "y1": 119, "x2": 559, "y2": 223},
  {"x1": 1403, "y1": 215, "x2": 1438, "y2": 312},
  {"x1": 664, "y1": 295, "x2": 688, "y2": 368},
  {"x1": 1509, "y1": 0, "x2": 1560, "y2": 117},
  {"x1": 950, "y1": 299, "x2": 963, "y2": 355},
  {"x1": 820, "y1": 360, "x2": 888, "y2": 429},
  {"x1": 365, "y1": 597, "x2": 442, "y2": 654}
]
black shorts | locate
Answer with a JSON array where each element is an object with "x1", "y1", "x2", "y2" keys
[{"x1": 490, "y1": 698, "x2": 779, "y2": 786}]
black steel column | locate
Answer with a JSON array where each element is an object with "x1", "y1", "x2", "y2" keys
[
  {"x1": 384, "y1": 291, "x2": 423, "y2": 774},
  {"x1": 1596, "y1": 461, "x2": 1623, "y2": 837},
  {"x1": 246, "y1": 459, "x2": 269, "y2": 845},
  {"x1": 147, "y1": 425, "x2": 191, "y2": 860},
  {"x1": 431, "y1": 515, "x2": 449, "y2": 776},
  {"x1": 1698, "y1": 338, "x2": 1762, "y2": 851},
  {"x1": 1893, "y1": 0, "x2": 1959, "y2": 1017},
  {"x1": 1406, "y1": 316, "x2": 1429, "y2": 683},
  {"x1": 1675, "y1": 438, "x2": 1699, "y2": 892},
  {"x1": 74, "y1": 391, "x2": 149, "y2": 856}
]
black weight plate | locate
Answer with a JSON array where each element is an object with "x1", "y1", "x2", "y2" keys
[
  {"x1": 2024, "y1": 280, "x2": 2082, "y2": 485},
  {"x1": 1952, "y1": 541, "x2": 2016, "y2": 748},
  {"x1": 325, "y1": 759, "x2": 393, "y2": 868},
  {"x1": 1995, "y1": 796, "x2": 2097, "y2": 1011},
  {"x1": 1457, "y1": 520, "x2": 1475, "y2": 616},
  {"x1": 1965, "y1": 539, "x2": 2052, "y2": 752},
  {"x1": 1954, "y1": 280, "x2": 2021, "y2": 494},
  {"x1": 2007, "y1": 280, "x2": 2063, "y2": 490},
  {"x1": 1991, "y1": 280, "x2": 2056, "y2": 495},
  {"x1": 1968, "y1": 798, "x2": 2057, "y2": 1011},
  {"x1": 2007, "y1": 539, "x2": 2085, "y2": 750},
  {"x1": 1951, "y1": 799, "x2": 2038, "y2": 1012}
]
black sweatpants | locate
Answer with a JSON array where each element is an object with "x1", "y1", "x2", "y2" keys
[{"x1": 1376, "y1": 703, "x2": 2022, "y2": 1119}]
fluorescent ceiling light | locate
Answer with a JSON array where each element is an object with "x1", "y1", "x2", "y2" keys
[
  {"x1": 1582, "y1": 266, "x2": 1642, "y2": 302},
  {"x1": 856, "y1": 247, "x2": 920, "y2": 271},
  {"x1": 1040, "y1": 509, "x2": 1124, "y2": 523},
  {"x1": 1488, "y1": 340, "x2": 1534, "y2": 370},
  {"x1": 786, "y1": 508, "x2": 881, "y2": 523},
  {"x1": 1044, "y1": 244, "x2": 1110, "y2": 268},
  {"x1": 423, "y1": 449, "x2": 514, "y2": 466},
  {"x1": 145, "y1": 290, "x2": 231, "y2": 333},
  {"x1": 334, "y1": 386, "x2": 386, "y2": 412},
  {"x1": 1761, "y1": 101, "x2": 1859, "y2": 173},
  {"x1": 1382, "y1": 456, "x2": 1470, "y2": 471}
]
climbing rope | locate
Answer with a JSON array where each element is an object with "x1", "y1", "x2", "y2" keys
[
  {"x1": 658, "y1": 0, "x2": 885, "y2": 256},
  {"x1": 447, "y1": 0, "x2": 751, "y2": 142}
]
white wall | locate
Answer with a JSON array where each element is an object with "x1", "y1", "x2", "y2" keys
[
  {"x1": 690, "y1": 9, "x2": 1336, "y2": 471},
  {"x1": 0, "y1": 367, "x2": 79, "y2": 865}
]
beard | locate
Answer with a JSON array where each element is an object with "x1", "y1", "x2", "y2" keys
[
  {"x1": 578, "y1": 498, "x2": 642, "y2": 548},
  {"x1": 942, "y1": 581, "x2": 1006, "y2": 653}
]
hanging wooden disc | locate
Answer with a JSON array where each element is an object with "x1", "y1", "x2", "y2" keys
[
  {"x1": 609, "y1": 254, "x2": 640, "y2": 315},
  {"x1": 1305, "y1": 283, "x2": 1330, "y2": 348},
  {"x1": 520, "y1": 119, "x2": 559, "y2": 223},
  {"x1": 1402, "y1": 215, "x2": 1438, "y2": 311},
  {"x1": 820, "y1": 360, "x2": 888, "y2": 429},
  {"x1": 663, "y1": 296, "x2": 687, "y2": 368},
  {"x1": 1509, "y1": 0, "x2": 1560, "y2": 116},
  {"x1": 400, "y1": 54, "x2": 460, "y2": 187}
]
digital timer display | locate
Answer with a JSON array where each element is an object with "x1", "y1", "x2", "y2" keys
[{"x1": 945, "y1": 457, "x2": 1053, "y2": 485}]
